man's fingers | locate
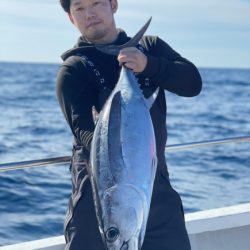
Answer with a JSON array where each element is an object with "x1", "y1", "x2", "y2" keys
[
  {"x1": 117, "y1": 47, "x2": 147, "y2": 72},
  {"x1": 117, "y1": 54, "x2": 128, "y2": 61},
  {"x1": 118, "y1": 52, "x2": 135, "y2": 61},
  {"x1": 124, "y1": 62, "x2": 135, "y2": 70},
  {"x1": 118, "y1": 57, "x2": 135, "y2": 69},
  {"x1": 119, "y1": 47, "x2": 142, "y2": 58},
  {"x1": 120, "y1": 47, "x2": 138, "y2": 53},
  {"x1": 117, "y1": 57, "x2": 136, "y2": 71}
]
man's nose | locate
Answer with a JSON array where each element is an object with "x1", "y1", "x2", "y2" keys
[{"x1": 85, "y1": 7, "x2": 96, "y2": 19}]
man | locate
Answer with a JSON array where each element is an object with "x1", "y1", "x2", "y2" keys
[{"x1": 57, "y1": 0, "x2": 202, "y2": 249}]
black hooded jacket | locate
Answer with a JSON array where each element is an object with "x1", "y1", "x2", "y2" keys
[{"x1": 56, "y1": 30, "x2": 202, "y2": 177}]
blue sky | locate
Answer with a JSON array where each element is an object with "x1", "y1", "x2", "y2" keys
[{"x1": 0, "y1": 0, "x2": 250, "y2": 68}]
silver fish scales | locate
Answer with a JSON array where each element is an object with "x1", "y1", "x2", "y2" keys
[{"x1": 90, "y1": 18, "x2": 158, "y2": 250}]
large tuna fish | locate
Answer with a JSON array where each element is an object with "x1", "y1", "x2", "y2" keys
[{"x1": 89, "y1": 18, "x2": 158, "y2": 250}]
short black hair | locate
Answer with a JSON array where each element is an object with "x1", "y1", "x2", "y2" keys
[
  {"x1": 60, "y1": 0, "x2": 112, "y2": 13},
  {"x1": 60, "y1": 0, "x2": 71, "y2": 13}
]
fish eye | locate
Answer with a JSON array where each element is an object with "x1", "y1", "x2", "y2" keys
[{"x1": 105, "y1": 227, "x2": 119, "y2": 243}]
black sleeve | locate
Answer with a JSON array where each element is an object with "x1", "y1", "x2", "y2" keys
[
  {"x1": 56, "y1": 56, "x2": 98, "y2": 154},
  {"x1": 139, "y1": 36, "x2": 202, "y2": 97}
]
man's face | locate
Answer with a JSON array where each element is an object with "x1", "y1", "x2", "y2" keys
[{"x1": 69, "y1": 0, "x2": 118, "y2": 44}]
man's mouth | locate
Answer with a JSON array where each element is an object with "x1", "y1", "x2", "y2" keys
[{"x1": 87, "y1": 21, "x2": 102, "y2": 28}]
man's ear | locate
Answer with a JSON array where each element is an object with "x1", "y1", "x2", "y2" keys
[
  {"x1": 68, "y1": 13, "x2": 75, "y2": 24},
  {"x1": 111, "y1": 0, "x2": 118, "y2": 13}
]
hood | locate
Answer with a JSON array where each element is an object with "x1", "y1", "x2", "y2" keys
[{"x1": 61, "y1": 29, "x2": 129, "y2": 61}]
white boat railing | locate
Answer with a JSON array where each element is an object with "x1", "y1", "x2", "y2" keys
[
  {"x1": 1, "y1": 203, "x2": 250, "y2": 250},
  {"x1": 0, "y1": 136, "x2": 249, "y2": 172}
]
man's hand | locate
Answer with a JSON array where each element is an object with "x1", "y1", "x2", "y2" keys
[{"x1": 117, "y1": 47, "x2": 147, "y2": 73}]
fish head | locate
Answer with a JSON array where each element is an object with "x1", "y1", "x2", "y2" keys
[
  {"x1": 104, "y1": 208, "x2": 139, "y2": 250},
  {"x1": 101, "y1": 184, "x2": 146, "y2": 250}
]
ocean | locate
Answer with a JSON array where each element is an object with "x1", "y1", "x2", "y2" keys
[{"x1": 0, "y1": 62, "x2": 249, "y2": 246}]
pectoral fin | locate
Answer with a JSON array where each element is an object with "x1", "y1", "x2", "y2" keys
[{"x1": 144, "y1": 87, "x2": 159, "y2": 109}]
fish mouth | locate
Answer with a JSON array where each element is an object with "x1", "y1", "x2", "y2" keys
[
  {"x1": 105, "y1": 227, "x2": 120, "y2": 243},
  {"x1": 120, "y1": 241, "x2": 129, "y2": 250}
]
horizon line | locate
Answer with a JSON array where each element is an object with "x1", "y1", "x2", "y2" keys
[{"x1": 0, "y1": 60, "x2": 250, "y2": 71}]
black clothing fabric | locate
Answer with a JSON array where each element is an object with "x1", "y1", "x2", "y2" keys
[{"x1": 56, "y1": 29, "x2": 202, "y2": 250}]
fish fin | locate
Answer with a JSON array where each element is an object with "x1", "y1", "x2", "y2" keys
[
  {"x1": 92, "y1": 106, "x2": 99, "y2": 125},
  {"x1": 95, "y1": 17, "x2": 152, "y2": 56},
  {"x1": 144, "y1": 87, "x2": 159, "y2": 109},
  {"x1": 108, "y1": 91, "x2": 126, "y2": 182}
]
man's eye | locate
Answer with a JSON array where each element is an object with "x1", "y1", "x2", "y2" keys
[
  {"x1": 93, "y1": 1, "x2": 100, "y2": 6},
  {"x1": 76, "y1": 7, "x2": 84, "y2": 11}
]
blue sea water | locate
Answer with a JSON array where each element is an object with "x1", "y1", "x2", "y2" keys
[{"x1": 0, "y1": 62, "x2": 249, "y2": 246}]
